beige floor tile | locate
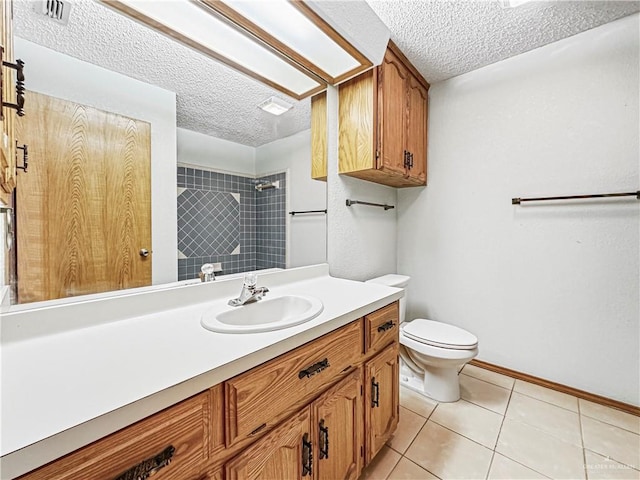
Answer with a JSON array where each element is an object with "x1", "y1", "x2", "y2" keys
[
  {"x1": 496, "y1": 418, "x2": 586, "y2": 479},
  {"x1": 488, "y1": 453, "x2": 549, "y2": 479},
  {"x1": 584, "y1": 450, "x2": 640, "y2": 480},
  {"x1": 400, "y1": 386, "x2": 438, "y2": 419},
  {"x1": 506, "y1": 392, "x2": 582, "y2": 446},
  {"x1": 459, "y1": 374, "x2": 512, "y2": 415},
  {"x1": 579, "y1": 399, "x2": 640, "y2": 435},
  {"x1": 430, "y1": 398, "x2": 503, "y2": 449},
  {"x1": 405, "y1": 421, "x2": 493, "y2": 479},
  {"x1": 387, "y1": 407, "x2": 427, "y2": 454},
  {"x1": 360, "y1": 446, "x2": 402, "y2": 480},
  {"x1": 582, "y1": 416, "x2": 640, "y2": 470},
  {"x1": 461, "y1": 364, "x2": 515, "y2": 390},
  {"x1": 513, "y1": 380, "x2": 578, "y2": 412},
  {"x1": 387, "y1": 457, "x2": 439, "y2": 480}
]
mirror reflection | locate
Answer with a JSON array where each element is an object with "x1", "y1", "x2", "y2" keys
[{"x1": 8, "y1": 0, "x2": 327, "y2": 306}]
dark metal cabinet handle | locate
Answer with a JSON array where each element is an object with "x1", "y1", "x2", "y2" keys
[
  {"x1": 302, "y1": 433, "x2": 313, "y2": 476},
  {"x1": 403, "y1": 150, "x2": 409, "y2": 169},
  {"x1": 299, "y1": 358, "x2": 329, "y2": 379},
  {"x1": 2, "y1": 59, "x2": 25, "y2": 117},
  {"x1": 409, "y1": 152, "x2": 414, "y2": 169},
  {"x1": 377, "y1": 321, "x2": 396, "y2": 333},
  {"x1": 371, "y1": 377, "x2": 380, "y2": 408},
  {"x1": 319, "y1": 419, "x2": 329, "y2": 459},
  {"x1": 16, "y1": 143, "x2": 28, "y2": 172},
  {"x1": 114, "y1": 445, "x2": 175, "y2": 480}
]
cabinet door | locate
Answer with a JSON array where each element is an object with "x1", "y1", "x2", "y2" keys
[
  {"x1": 405, "y1": 74, "x2": 428, "y2": 185},
  {"x1": 225, "y1": 407, "x2": 312, "y2": 480},
  {"x1": 311, "y1": 91, "x2": 327, "y2": 181},
  {"x1": 377, "y1": 48, "x2": 409, "y2": 177},
  {"x1": 1, "y1": 0, "x2": 17, "y2": 204},
  {"x1": 313, "y1": 369, "x2": 363, "y2": 480},
  {"x1": 364, "y1": 344, "x2": 399, "y2": 463}
]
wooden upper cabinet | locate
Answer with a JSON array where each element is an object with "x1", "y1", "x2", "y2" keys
[
  {"x1": 311, "y1": 91, "x2": 327, "y2": 181},
  {"x1": 338, "y1": 41, "x2": 429, "y2": 188},
  {"x1": 1, "y1": 0, "x2": 17, "y2": 205}
]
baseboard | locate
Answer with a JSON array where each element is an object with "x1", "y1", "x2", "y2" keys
[{"x1": 469, "y1": 359, "x2": 640, "y2": 417}]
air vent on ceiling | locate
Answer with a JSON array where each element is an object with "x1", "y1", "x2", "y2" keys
[{"x1": 34, "y1": 0, "x2": 71, "y2": 25}]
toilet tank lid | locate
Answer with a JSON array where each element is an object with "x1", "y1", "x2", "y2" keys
[{"x1": 366, "y1": 274, "x2": 410, "y2": 288}]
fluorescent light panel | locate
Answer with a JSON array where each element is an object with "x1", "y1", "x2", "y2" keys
[
  {"x1": 221, "y1": 0, "x2": 360, "y2": 80},
  {"x1": 114, "y1": 0, "x2": 322, "y2": 97}
]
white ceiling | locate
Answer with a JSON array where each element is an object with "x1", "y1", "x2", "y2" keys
[{"x1": 13, "y1": 1, "x2": 639, "y2": 147}]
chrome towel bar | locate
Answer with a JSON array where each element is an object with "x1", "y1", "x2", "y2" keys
[
  {"x1": 289, "y1": 209, "x2": 327, "y2": 216},
  {"x1": 346, "y1": 199, "x2": 395, "y2": 210},
  {"x1": 512, "y1": 191, "x2": 639, "y2": 205}
]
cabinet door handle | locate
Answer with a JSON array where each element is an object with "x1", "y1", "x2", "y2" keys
[
  {"x1": 409, "y1": 152, "x2": 414, "y2": 169},
  {"x1": 298, "y1": 358, "x2": 329, "y2": 379},
  {"x1": 319, "y1": 419, "x2": 329, "y2": 459},
  {"x1": 371, "y1": 377, "x2": 380, "y2": 408},
  {"x1": 302, "y1": 433, "x2": 313, "y2": 476},
  {"x1": 2, "y1": 59, "x2": 26, "y2": 117},
  {"x1": 403, "y1": 150, "x2": 409, "y2": 169},
  {"x1": 114, "y1": 445, "x2": 175, "y2": 480},
  {"x1": 377, "y1": 320, "x2": 396, "y2": 332}
]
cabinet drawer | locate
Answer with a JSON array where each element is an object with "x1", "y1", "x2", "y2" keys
[
  {"x1": 226, "y1": 320, "x2": 363, "y2": 447},
  {"x1": 19, "y1": 392, "x2": 209, "y2": 480},
  {"x1": 365, "y1": 302, "x2": 399, "y2": 354}
]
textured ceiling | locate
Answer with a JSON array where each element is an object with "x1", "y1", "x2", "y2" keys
[
  {"x1": 13, "y1": 1, "x2": 640, "y2": 147},
  {"x1": 366, "y1": 0, "x2": 640, "y2": 84}
]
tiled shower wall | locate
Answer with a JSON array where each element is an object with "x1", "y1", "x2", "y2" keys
[{"x1": 177, "y1": 166, "x2": 286, "y2": 281}]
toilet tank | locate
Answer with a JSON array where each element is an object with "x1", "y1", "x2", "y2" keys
[{"x1": 366, "y1": 274, "x2": 410, "y2": 323}]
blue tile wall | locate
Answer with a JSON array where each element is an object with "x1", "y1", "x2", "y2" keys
[{"x1": 177, "y1": 166, "x2": 286, "y2": 281}]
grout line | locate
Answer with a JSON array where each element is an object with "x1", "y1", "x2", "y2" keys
[
  {"x1": 461, "y1": 366, "x2": 516, "y2": 391},
  {"x1": 583, "y1": 447, "x2": 640, "y2": 471},
  {"x1": 485, "y1": 381, "x2": 515, "y2": 480},
  {"x1": 579, "y1": 399, "x2": 590, "y2": 480},
  {"x1": 401, "y1": 455, "x2": 443, "y2": 480}
]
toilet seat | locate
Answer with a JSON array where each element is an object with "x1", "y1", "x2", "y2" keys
[{"x1": 402, "y1": 319, "x2": 478, "y2": 350}]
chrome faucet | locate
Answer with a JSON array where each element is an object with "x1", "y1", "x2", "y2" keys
[
  {"x1": 228, "y1": 273, "x2": 269, "y2": 306},
  {"x1": 200, "y1": 263, "x2": 216, "y2": 282}
]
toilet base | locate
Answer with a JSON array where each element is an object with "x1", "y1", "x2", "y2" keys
[{"x1": 400, "y1": 358, "x2": 462, "y2": 403}]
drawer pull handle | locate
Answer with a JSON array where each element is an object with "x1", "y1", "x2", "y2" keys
[
  {"x1": 377, "y1": 321, "x2": 396, "y2": 332},
  {"x1": 302, "y1": 433, "x2": 313, "y2": 476},
  {"x1": 298, "y1": 358, "x2": 330, "y2": 379},
  {"x1": 2, "y1": 59, "x2": 26, "y2": 117},
  {"x1": 319, "y1": 419, "x2": 329, "y2": 459},
  {"x1": 114, "y1": 445, "x2": 175, "y2": 480},
  {"x1": 371, "y1": 377, "x2": 380, "y2": 408}
]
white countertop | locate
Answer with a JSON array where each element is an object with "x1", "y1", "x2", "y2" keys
[{"x1": 0, "y1": 265, "x2": 402, "y2": 479}]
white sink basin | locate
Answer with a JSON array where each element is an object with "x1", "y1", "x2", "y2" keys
[{"x1": 201, "y1": 295, "x2": 324, "y2": 333}]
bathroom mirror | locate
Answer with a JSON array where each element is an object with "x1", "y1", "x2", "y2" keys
[{"x1": 5, "y1": 0, "x2": 327, "y2": 308}]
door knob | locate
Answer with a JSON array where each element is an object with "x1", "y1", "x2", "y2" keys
[{"x1": 139, "y1": 248, "x2": 150, "y2": 257}]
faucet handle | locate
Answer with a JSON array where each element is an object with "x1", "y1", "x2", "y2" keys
[
  {"x1": 200, "y1": 263, "x2": 216, "y2": 282},
  {"x1": 244, "y1": 273, "x2": 257, "y2": 287}
]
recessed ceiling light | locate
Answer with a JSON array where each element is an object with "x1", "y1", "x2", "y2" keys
[
  {"x1": 500, "y1": 0, "x2": 536, "y2": 8},
  {"x1": 257, "y1": 97, "x2": 293, "y2": 116}
]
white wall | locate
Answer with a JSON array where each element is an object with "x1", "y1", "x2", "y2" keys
[
  {"x1": 15, "y1": 38, "x2": 178, "y2": 285},
  {"x1": 326, "y1": 86, "x2": 398, "y2": 281},
  {"x1": 177, "y1": 127, "x2": 255, "y2": 177},
  {"x1": 398, "y1": 15, "x2": 640, "y2": 405},
  {"x1": 256, "y1": 130, "x2": 327, "y2": 268}
]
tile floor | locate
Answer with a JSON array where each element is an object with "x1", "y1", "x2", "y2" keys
[{"x1": 360, "y1": 364, "x2": 640, "y2": 480}]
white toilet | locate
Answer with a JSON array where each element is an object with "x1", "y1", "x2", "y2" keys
[{"x1": 366, "y1": 274, "x2": 478, "y2": 402}]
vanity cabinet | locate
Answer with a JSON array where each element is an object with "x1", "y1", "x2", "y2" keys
[
  {"x1": 1, "y1": 0, "x2": 17, "y2": 204},
  {"x1": 364, "y1": 344, "x2": 400, "y2": 463},
  {"x1": 18, "y1": 392, "x2": 210, "y2": 480},
  {"x1": 16, "y1": 301, "x2": 400, "y2": 480},
  {"x1": 338, "y1": 41, "x2": 429, "y2": 188}
]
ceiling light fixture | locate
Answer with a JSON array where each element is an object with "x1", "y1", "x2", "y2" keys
[
  {"x1": 101, "y1": 0, "x2": 371, "y2": 100},
  {"x1": 257, "y1": 96, "x2": 293, "y2": 116}
]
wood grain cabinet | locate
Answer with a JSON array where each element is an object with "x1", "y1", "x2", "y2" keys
[
  {"x1": 311, "y1": 91, "x2": 327, "y2": 181},
  {"x1": 16, "y1": 301, "x2": 401, "y2": 480},
  {"x1": 1, "y1": 0, "x2": 17, "y2": 205},
  {"x1": 338, "y1": 41, "x2": 429, "y2": 188},
  {"x1": 364, "y1": 344, "x2": 400, "y2": 463},
  {"x1": 226, "y1": 369, "x2": 364, "y2": 480}
]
